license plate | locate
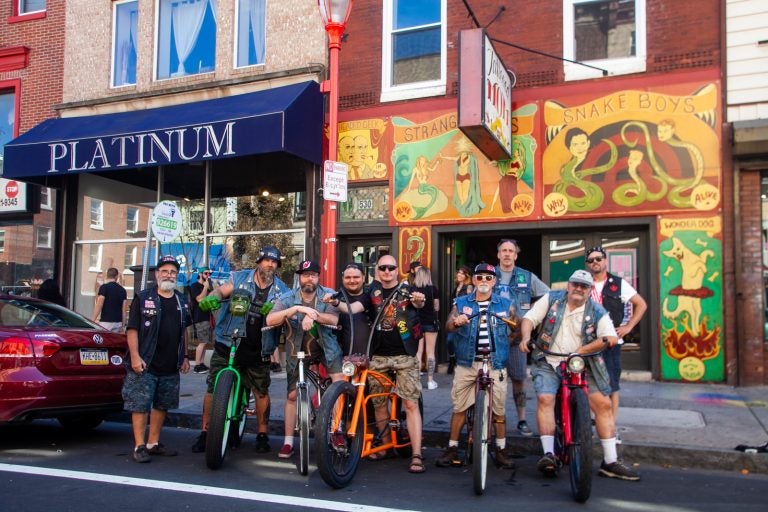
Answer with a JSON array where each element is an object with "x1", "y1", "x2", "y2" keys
[{"x1": 80, "y1": 348, "x2": 109, "y2": 365}]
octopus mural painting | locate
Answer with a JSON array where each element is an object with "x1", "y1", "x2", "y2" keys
[
  {"x1": 659, "y1": 216, "x2": 723, "y2": 382},
  {"x1": 542, "y1": 83, "x2": 721, "y2": 217}
]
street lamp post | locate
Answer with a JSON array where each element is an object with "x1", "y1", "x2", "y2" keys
[{"x1": 318, "y1": 0, "x2": 353, "y2": 290}]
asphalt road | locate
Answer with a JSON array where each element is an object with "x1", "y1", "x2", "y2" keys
[{"x1": 1, "y1": 421, "x2": 766, "y2": 512}]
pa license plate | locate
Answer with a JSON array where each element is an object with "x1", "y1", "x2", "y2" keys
[{"x1": 80, "y1": 348, "x2": 108, "y2": 365}]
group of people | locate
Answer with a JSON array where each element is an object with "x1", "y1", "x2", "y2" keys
[{"x1": 120, "y1": 240, "x2": 646, "y2": 483}]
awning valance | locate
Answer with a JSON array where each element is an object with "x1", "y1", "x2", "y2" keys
[{"x1": 3, "y1": 81, "x2": 322, "y2": 179}]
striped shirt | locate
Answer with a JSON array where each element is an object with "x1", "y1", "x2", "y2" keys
[{"x1": 476, "y1": 299, "x2": 490, "y2": 352}]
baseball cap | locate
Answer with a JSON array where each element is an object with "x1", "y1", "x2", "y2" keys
[
  {"x1": 197, "y1": 266, "x2": 210, "y2": 273},
  {"x1": 473, "y1": 263, "x2": 496, "y2": 275},
  {"x1": 296, "y1": 260, "x2": 321, "y2": 274},
  {"x1": 585, "y1": 246, "x2": 607, "y2": 258},
  {"x1": 257, "y1": 245, "x2": 282, "y2": 267},
  {"x1": 569, "y1": 269, "x2": 594, "y2": 286},
  {"x1": 157, "y1": 255, "x2": 180, "y2": 270}
]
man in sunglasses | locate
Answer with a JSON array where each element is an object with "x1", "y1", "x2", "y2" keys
[
  {"x1": 436, "y1": 263, "x2": 520, "y2": 469},
  {"x1": 328, "y1": 254, "x2": 427, "y2": 473},
  {"x1": 585, "y1": 246, "x2": 647, "y2": 439},
  {"x1": 519, "y1": 270, "x2": 640, "y2": 481},
  {"x1": 494, "y1": 238, "x2": 549, "y2": 437}
]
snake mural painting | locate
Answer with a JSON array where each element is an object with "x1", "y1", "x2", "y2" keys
[
  {"x1": 542, "y1": 83, "x2": 721, "y2": 218},
  {"x1": 658, "y1": 216, "x2": 723, "y2": 382}
]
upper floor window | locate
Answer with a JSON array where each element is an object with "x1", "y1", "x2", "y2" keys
[
  {"x1": 0, "y1": 230, "x2": 5, "y2": 252},
  {"x1": 563, "y1": 0, "x2": 646, "y2": 81},
  {"x1": 381, "y1": 0, "x2": 446, "y2": 102},
  {"x1": 40, "y1": 187, "x2": 52, "y2": 210},
  {"x1": 0, "y1": 90, "x2": 16, "y2": 176},
  {"x1": 90, "y1": 199, "x2": 104, "y2": 230},
  {"x1": 124, "y1": 245, "x2": 138, "y2": 269},
  {"x1": 113, "y1": 0, "x2": 138, "y2": 87},
  {"x1": 19, "y1": 0, "x2": 46, "y2": 15},
  {"x1": 126, "y1": 206, "x2": 139, "y2": 233},
  {"x1": 36, "y1": 226, "x2": 51, "y2": 249},
  {"x1": 235, "y1": 0, "x2": 266, "y2": 68},
  {"x1": 156, "y1": 0, "x2": 217, "y2": 80}
]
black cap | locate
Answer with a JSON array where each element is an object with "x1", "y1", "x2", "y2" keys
[
  {"x1": 296, "y1": 260, "x2": 321, "y2": 274},
  {"x1": 473, "y1": 263, "x2": 496, "y2": 275},
  {"x1": 257, "y1": 245, "x2": 282, "y2": 267},
  {"x1": 586, "y1": 246, "x2": 606, "y2": 258},
  {"x1": 157, "y1": 255, "x2": 180, "y2": 270}
]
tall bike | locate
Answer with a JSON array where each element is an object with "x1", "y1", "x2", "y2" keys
[
  {"x1": 528, "y1": 339, "x2": 607, "y2": 503},
  {"x1": 206, "y1": 329, "x2": 250, "y2": 470},
  {"x1": 460, "y1": 310, "x2": 517, "y2": 495}
]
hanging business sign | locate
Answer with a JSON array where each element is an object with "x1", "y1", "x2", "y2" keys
[{"x1": 150, "y1": 200, "x2": 182, "y2": 243}]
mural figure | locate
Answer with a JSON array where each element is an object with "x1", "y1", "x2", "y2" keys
[
  {"x1": 441, "y1": 137, "x2": 485, "y2": 217},
  {"x1": 349, "y1": 134, "x2": 376, "y2": 180},
  {"x1": 491, "y1": 138, "x2": 526, "y2": 213},
  {"x1": 662, "y1": 237, "x2": 714, "y2": 337},
  {"x1": 553, "y1": 127, "x2": 617, "y2": 212},
  {"x1": 397, "y1": 155, "x2": 448, "y2": 220}
]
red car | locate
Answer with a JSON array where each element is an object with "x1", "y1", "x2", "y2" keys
[{"x1": 0, "y1": 295, "x2": 127, "y2": 429}]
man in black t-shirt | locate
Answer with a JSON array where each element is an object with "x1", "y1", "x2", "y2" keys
[
  {"x1": 336, "y1": 263, "x2": 371, "y2": 356},
  {"x1": 93, "y1": 267, "x2": 127, "y2": 333}
]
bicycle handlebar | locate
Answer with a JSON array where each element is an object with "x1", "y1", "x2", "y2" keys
[
  {"x1": 527, "y1": 338, "x2": 609, "y2": 358},
  {"x1": 261, "y1": 321, "x2": 341, "y2": 332},
  {"x1": 462, "y1": 310, "x2": 518, "y2": 329}
]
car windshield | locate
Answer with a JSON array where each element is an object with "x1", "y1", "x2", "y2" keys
[{"x1": 0, "y1": 298, "x2": 99, "y2": 329}]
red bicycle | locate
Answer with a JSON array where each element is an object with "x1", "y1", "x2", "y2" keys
[{"x1": 528, "y1": 339, "x2": 607, "y2": 503}]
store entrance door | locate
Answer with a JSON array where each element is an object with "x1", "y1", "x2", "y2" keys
[{"x1": 339, "y1": 237, "x2": 392, "y2": 285}]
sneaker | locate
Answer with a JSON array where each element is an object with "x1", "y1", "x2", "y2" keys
[
  {"x1": 270, "y1": 362, "x2": 282, "y2": 373},
  {"x1": 494, "y1": 446, "x2": 516, "y2": 469},
  {"x1": 427, "y1": 381, "x2": 438, "y2": 390},
  {"x1": 599, "y1": 460, "x2": 640, "y2": 481},
  {"x1": 133, "y1": 445, "x2": 151, "y2": 463},
  {"x1": 255, "y1": 433, "x2": 270, "y2": 453},
  {"x1": 435, "y1": 445, "x2": 460, "y2": 467},
  {"x1": 517, "y1": 420, "x2": 534, "y2": 436},
  {"x1": 193, "y1": 363, "x2": 209, "y2": 374},
  {"x1": 147, "y1": 443, "x2": 178, "y2": 456},
  {"x1": 537, "y1": 452, "x2": 559, "y2": 476},
  {"x1": 191, "y1": 431, "x2": 207, "y2": 453},
  {"x1": 278, "y1": 444, "x2": 294, "y2": 458}
]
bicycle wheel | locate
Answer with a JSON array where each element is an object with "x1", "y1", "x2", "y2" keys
[
  {"x1": 206, "y1": 370, "x2": 237, "y2": 470},
  {"x1": 228, "y1": 387, "x2": 249, "y2": 449},
  {"x1": 315, "y1": 380, "x2": 362, "y2": 489},
  {"x1": 472, "y1": 389, "x2": 490, "y2": 495},
  {"x1": 554, "y1": 394, "x2": 565, "y2": 464},
  {"x1": 464, "y1": 404, "x2": 475, "y2": 465},
  {"x1": 394, "y1": 395, "x2": 423, "y2": 458},
  {"x1": 568, "y1": 388, "x2": 593, "y2": 503},
  {"x1": 297, "y1": 385, "x2": 311, "y2": 476}
]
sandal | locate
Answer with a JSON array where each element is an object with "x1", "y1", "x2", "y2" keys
[{"x1": 408, "y1": 454, "x2": 426, "y2": 473}]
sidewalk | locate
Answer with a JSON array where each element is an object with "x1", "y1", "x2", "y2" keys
[{"x1": 121, "y1": 366, "x2": 768, "y2": 474}]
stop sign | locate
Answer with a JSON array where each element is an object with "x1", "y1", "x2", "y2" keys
[{"x1": 5, "y1": 181, "x2": 18, "y2": 199}]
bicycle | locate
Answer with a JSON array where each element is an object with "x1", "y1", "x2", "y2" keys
[
  {"x1": 455, "y1": 310, "x2": 517, "y2": 495},
  {"x1": 315, "y1": 282, "x2": 419, "y2": 489},
  {"x1": 205, "y1": 328, "x2": 250, "y2": 470},
  {"x1": 528, "y1": 338, "x2": 608, "y2": 503}
]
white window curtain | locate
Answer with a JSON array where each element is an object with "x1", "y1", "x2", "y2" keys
[
  {"x1": 114, "y1": 2, "x2": 138, "y2": 86},
  {"x1": 171, "y1": 0, "x2": 208, "y2": 75}
]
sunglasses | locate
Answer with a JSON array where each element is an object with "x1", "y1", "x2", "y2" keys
[
  {"x1": 586, "y1": 256, "x2": 605, "y2": 264},
  {"x1": 474, "y1": 274, "x2": 495, "y2": 282},
  {"x1": 378, "y1": 265, "x2": 397, "y2": 272},
  {"x1": 570, "y1": 282, "x2": 591, "y2": 289}
]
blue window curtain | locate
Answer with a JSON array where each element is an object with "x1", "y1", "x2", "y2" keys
[
  {"x1": 113, "y1": 1, "x2": 138, "y2": 87},
  {"x1": 19, "y1": 0, "x2": 46, "y2": 14}
]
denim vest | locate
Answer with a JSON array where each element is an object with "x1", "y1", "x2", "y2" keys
[
  {"x1": 213, "y1": 270, "x2": 289, "y2": 358},
  {"x1": 128, "y1": 287, "x2": 190, "y2": 369},
  {"x1": 534, "y1": 290, "x2": 611, "y2": 392},
  {"x1": 452, "y1": 293, "x2": 513, "y2": 370},
  {"x1": 276, "y1": 286, "x2": 342, "y2": 364},
  {"x1": 494, "y1": 265, "x2": 534, "y2": 311}
]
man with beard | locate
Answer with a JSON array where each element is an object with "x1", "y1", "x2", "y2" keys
[
  {"x1": 267, "y1": 260, "x2": 343, "y2": 459},
  {"x1": 337, "y1": 262, "x2": 371, "y2": 356},
  {"x1": 519, "y1": 270, "x2": 640, "y2": 481},
  {"x1": 494, "y1": 238, "x2": 549, "y2": 437},
  {"x1": 123, "y1": 255, "x2": 191, "y2": 463},
  {"x1": 436, "y1": 263, "x2": 520, "y2": 469},
  {"x1": 192, "y1": 246, "x2": 290, "y2": 454},
  {"x1": 328, "y1": 254, "x2": 427, "y2": 473}
]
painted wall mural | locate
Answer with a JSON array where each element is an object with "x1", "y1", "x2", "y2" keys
[
  {"x1": 337, "y1": 119, "x2": 390, "y2": 181},
  {"x1": 398, "y1": 226, "x2": 431, "y2": 280},
  {"x1": 658, "y1": 215, "x2": 723, "y2": 382},
  {"x1": 542, "y1": 83, "x2": 721, "y2": 218}
]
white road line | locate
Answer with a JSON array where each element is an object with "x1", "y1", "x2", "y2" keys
[{"x1": 0, "y1": 463, "x2": 420, "y2": 512}]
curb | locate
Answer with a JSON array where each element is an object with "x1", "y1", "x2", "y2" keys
[{"x1": 107, "y1": 411, "x2": 768, "y2": 475}]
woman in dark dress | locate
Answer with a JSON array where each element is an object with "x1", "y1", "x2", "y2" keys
[{"x1": 413, "y1": 266, "x2": 440, "y2": 389}]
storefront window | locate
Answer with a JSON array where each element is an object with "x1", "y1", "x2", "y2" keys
[
  {"x1": 340, "y1": 185, "x2": 389, "y2": 222},
  {"x1": 762, "y1": 175, "x2": 768, "y2": 339}
]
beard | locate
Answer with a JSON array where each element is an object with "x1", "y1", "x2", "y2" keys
[
  {"x1": 158, "y1": 280, "x2": 176, "y2": 292},
  {"x1": 477, "y1": 283, "x2": 492, "y2": 295},
  {"x1": 258, "y1": 266, "x2": 275, "y2": 283},
  {"x1": 301, "y1": 282, "x2": 317, "y2": 294}
]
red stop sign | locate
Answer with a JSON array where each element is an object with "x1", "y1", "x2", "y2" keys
[{"x1": 5, "y1": 181, "x2": 19, "y2": 199}]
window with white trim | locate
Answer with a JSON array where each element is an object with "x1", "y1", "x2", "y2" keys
[
  {"x1": 89, "y1": 244, "x2": 103, "y2": 272},
  {"x1": 112, "y1": 0, "x2": 138, "y2": 87},
  {"x1": 40, "y1": 187, "x2": 52, "y2": 210},
  {"x1": 18, "y1": 0, "x2": 45, "y2": 15},
  {"x1": 0, "y1": 231, "x2": 5, "y2": 252},
  {"x1": 235, "y1": 0, "x2": 266, "y2": 68},
  {"x1": 563, "y1": 0, "x2": 646, "y2": 81},
  {"x1": 381, "y1": 0, "x2": 446, "y2": 102},
  {"x1": 124, "y1": 245, "x2": 138, "y2": 269},
  {"x1": 126, "y1": 206, "x2": 139, "y2": 233},
  {"x1": 36, "y1": 226, "x2": 51, "y2": 249},
  {"x1": 156, "y1": 0, "x2": 217, "y2": 80},
  {"x1": 90, "y1": 199, "x2": 104, "y2": 229}
]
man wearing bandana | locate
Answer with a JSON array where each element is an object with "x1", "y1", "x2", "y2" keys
[{"x1": 520, "y1": 270, "x2": 640, "y2": 481}]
